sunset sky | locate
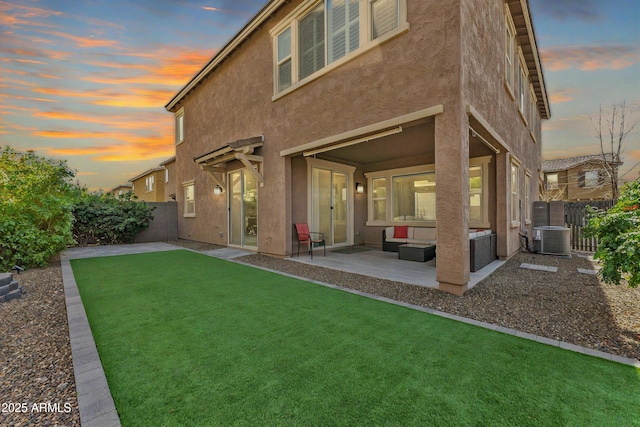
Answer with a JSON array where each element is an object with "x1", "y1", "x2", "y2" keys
[{"x1": 1, "y1": 0, "x2": 639, "y2": 191}]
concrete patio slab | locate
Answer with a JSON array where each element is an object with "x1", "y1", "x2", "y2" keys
[{"x1": 288, "y1": 247, "x2": 504, "y2": 290}]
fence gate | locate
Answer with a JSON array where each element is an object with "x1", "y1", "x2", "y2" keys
[{"x1": 564, "y1": 201, "x2": 613, "y2": 252}]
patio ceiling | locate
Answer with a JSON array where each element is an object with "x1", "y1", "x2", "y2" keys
[{"x1": 314, "y1": 119, "x2": 495, "y2": 169}]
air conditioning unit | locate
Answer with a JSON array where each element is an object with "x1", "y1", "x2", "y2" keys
[{"x1": 533, "y1": 226, "x2": 571, "y2": 256}]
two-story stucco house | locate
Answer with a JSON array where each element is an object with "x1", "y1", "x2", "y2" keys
[
  {"x1": 165, "y1": 0, "x2": 550, "y2": 295},
  {"x1": 541, "y1": 154, "x2": 621, "y2": 202}
]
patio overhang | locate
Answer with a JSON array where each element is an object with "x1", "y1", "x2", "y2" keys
[
  {"x1": 280, "y1": 105, "x2": 443, "y2": 158},
  {"x1": 194, "y1": 135, "x2": 265, "y2": 191}
]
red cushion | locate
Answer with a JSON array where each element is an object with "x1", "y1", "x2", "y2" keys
[{"x1": 394, "y1": 225, "x2": 409, "y2": 238}]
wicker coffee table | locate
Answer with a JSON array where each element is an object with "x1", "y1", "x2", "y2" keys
[{"x1": 398, "y1": 244, "x2": 436, "y2": 262}]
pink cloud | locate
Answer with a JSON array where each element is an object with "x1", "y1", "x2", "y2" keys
[{"x1": 541, "y1": 45, "x2": 639, "y2": 71}]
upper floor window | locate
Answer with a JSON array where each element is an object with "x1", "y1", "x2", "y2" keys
[
  {"x1": 582, "y1": 170, "x2": 600, "y2": 188},
  {"x1": 529, "y1": 85, "x2": 538, "y2": 132},
  {"x1": 547, "y1": 173, "x2": 559, "y2": 190},
  {"x1": 518, "y1": 50, "x2": 528, "y2": 117},
  {"x1": 145, "y1": 175, "x2": 155, "y2": 192},
  {"x1": 165, "y1": 168, "x2": 169, "y2": 183},
  {"x1": 273, "y1": 0, "x2": 407, "y2": 95},
  {"x1": 504, "y1": 8, "x2": 516, "y2": 93},
  {"x1": 371, "y1": 0, "x2": 398, "y2": 39},
  {"x1": 175, "y1": 108, "x2": 184, "y2": 145}
]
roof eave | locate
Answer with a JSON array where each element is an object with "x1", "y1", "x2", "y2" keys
[{"x1": 165, "y1": 0, "x2": 287, "y2": 112}]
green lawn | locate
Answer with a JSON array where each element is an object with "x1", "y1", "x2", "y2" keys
[{"x1": 71, "y1": 250, "x2": 640, "y2": 426}]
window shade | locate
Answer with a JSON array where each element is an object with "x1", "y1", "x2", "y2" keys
[
  {"x1": 328, "y1": 0, "x2": 359, "y2": 64},
  {"x1": 371, "y1": 0, "x2": 398, "y2": 39},
  {"x1": 299, "y1": 4, "x2": 325, "y2": 80}
]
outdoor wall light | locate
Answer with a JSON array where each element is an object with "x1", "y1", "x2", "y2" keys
[
  {"x1": 213, "y1": 185, "x2": 223, "y2": 195},
  {"x1": 356, "y1": 183, "x2": 364, "y2": 194}
]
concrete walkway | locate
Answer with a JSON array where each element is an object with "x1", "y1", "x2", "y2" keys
[{"x1": 60, "y1": 243, "x2": 640, "y2": 426}]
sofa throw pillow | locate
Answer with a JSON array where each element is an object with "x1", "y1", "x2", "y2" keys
[{"x1": 394, "y1": 225, "x2": 409, "y2": 238}]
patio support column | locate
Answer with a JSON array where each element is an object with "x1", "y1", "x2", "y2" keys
[
  {"x1": 435, "y1": 104, "x2": 470, "y2": 295},
  {"x1": 495, "y1": 151, "x2": 510, "y2": 259}
]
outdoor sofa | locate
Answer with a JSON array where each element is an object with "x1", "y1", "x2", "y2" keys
[{"x1": 382, "y1": 226, "x2": 496, "y2": 272}]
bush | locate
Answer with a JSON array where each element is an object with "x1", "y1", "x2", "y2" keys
[
  {"x1": 73, "y1": 192, "x2": 155, "y2": 246},
  {"x1": 584, "y1": 178, "x2": 640, "y2": 287},
  {"x1": 0, "y1": 147, "x2": 78, "y2": 271}
]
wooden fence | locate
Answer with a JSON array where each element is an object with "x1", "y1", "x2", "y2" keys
[{"x1": 564, "y1": 201, "x2": 614, "y2": 252}]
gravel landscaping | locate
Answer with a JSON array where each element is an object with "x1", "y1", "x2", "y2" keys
[
  {"x1": 0, "y1": 259, "x2": 80, "y2": 426},
  {"x1": 1, "y1": 241, "x2": 637, "y2": 426}
]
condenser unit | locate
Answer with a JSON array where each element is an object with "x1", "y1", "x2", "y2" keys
[{"x1": 533, "y1": 226, "x2": 571, "y2": 256}]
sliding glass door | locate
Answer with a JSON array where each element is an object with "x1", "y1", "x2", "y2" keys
[
  {"x1": 310, "y1": 165, "x2": 350, "y2": 247},
  {"x1": 229, "y1": 169, "x2": 257, "y2": 248}
]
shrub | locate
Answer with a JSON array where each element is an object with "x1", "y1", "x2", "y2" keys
[
  {"x1": 73, "y1": 192, "x2": 155, "y2": 246},
  {"x1": 0, "y1": 147, "x2": 78, "y2": 271},
  {"x1": 584, "y1": 178, "x2": 640, "y2": 287}
]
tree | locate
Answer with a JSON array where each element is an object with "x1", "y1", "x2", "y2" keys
[
  {"x1": 0, "y1": 147, "x2": 79, "y2": 270},
  {"x1": 590, "y1": 101, "x2": 639, "y2": 201},
  {"x1": 584, "y1": 178, "x2": 640, "y2": 288}
]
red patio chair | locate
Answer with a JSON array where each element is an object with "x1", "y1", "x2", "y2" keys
[{"x1": 294, "y1": 223, "x2": 326, "y2": 259}]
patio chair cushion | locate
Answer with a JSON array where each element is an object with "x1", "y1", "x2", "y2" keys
[
  {"x1": 413, "y1": 227, "x2": 436, "y2": 242},
  {"x1": 394, "y1": 225, "x2": 409, "y2": 238}
]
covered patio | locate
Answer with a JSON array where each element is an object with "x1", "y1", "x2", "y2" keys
[{"x1": 288, "y1": 246, "x2": 504, "y2": 290}]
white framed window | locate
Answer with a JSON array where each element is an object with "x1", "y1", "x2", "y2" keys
[
  {"x1": 277, "y1": 27, "x2": 293, "y2": 92},
  {"x1": 392, "y1": 172, "x2": 436, "y2": 222},
  {"x1": 371, "y1": 177, "x2": 386, "y2": 221},
  {"x1": 524, "y1": 171, "x2": 531, "y2": 224},
  {"x1": 118, "y1": 190, "x2": 123, "y2": 196},
  {"x1": 183, "y1": 180, "x2": 195, "y2": 217},
  {"x1": 504, "y1": 7, "x2": 516, "y2": 93},
  {"x1": 145, "y1": 175, "x2": 155, "y2": 192},
  {"x1": 529, "y1": 85, "x2": 538, "y2": 132},
  {"x1": 365, "y1": 157, "x2": 491, "y2": 227},
  {"x1": 547, "y1": 173, "x2": 559, "y2": 190},
  {"x1": 272, "y1": 0, "x2": 408, "y2": 96},
  {"x1": 511, "y1": 157, "x2": 521, "y2": 227},
  {"x1": 518, "y1": 50, "x2": 528, "y2": 118},
  {"x1": 328, "y1": 0, "x2": 360, "y2": 63},
  {"x1": 175, "y1": 107, "x2": 184, "y2": 145},
  {"x1": 165, "y1": 168, "x2": 169, "y2": 183},
  {"x1": 469, "y1": 165, "x2": 483, "y2": 225}
]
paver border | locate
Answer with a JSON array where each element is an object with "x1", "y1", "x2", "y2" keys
[
  {"x1": 61, "y1": 244, "x2": 639, "y2": 426},
  {"x1": 62, "y1": 258, "x2": 121, "y2": 427}
]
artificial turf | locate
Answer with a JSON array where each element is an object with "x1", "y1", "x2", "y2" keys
[{"x1": 71, "y1": 250, "x2": 640, "y2": 426}]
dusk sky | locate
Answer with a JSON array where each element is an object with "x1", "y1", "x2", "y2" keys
[{"x1": 1, "y1": 0, "x2": 639, "y2": 191}]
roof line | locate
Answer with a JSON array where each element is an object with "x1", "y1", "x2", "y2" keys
[{"x1": 165, "y1": 0, "x2": 287, "y2": 112}]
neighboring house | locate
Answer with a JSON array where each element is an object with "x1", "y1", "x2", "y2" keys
[
  {"x1": 109, "y1": 183, "x2": 133, "y2": 198},
  {"x1": 130, "y1": 167, "x2": 166, "y2": 202},
  {"x1": 165, "y1": 0, "x2": 550, "y2": 295},
  {"x1": 541, "y1": 154, "x2": 621, "y2": 201},
  {"x1": 160, "y1": 156, "x2": 177, "y2": 201}
]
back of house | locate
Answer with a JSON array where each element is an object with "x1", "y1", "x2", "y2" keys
[{"x1": 166, "y1": 0, "x2": 550, "y2": 294}]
